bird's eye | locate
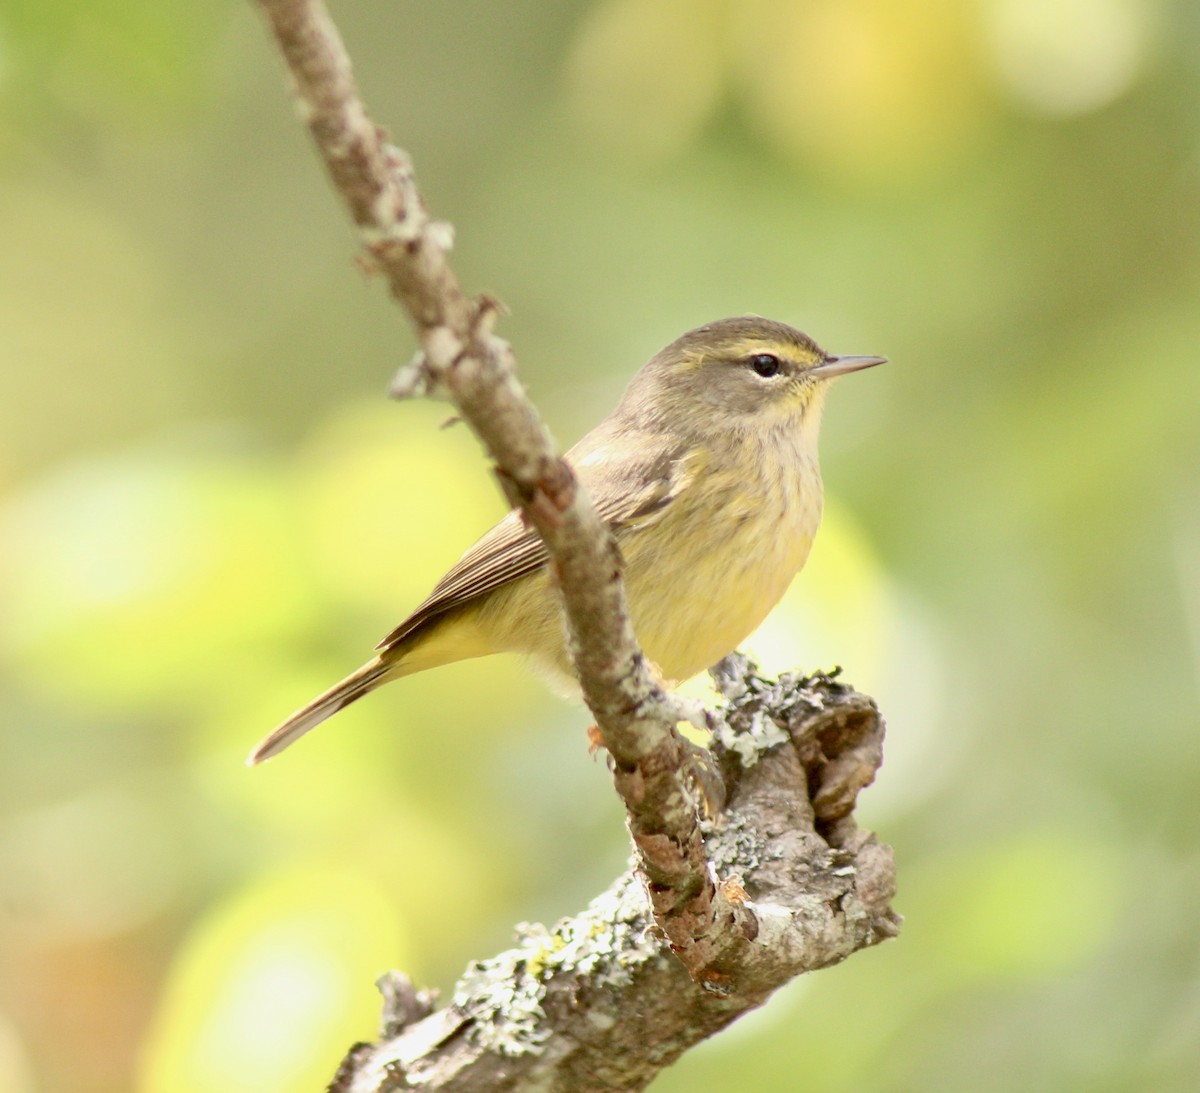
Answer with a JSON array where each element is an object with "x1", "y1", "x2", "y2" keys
[{"x1": 749, "y1": 353, "x2": 781, "y2": 378}]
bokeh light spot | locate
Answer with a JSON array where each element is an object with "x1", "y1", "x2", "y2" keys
[
  {"x1": 138, "y1": 865, "x2": 402, "y2": 1093},
  {"x1": 0, "y1": 439, "x2": 312, "y2": 708},
  {"x1": 985, "y1": 0, "x2": 1155, "y2": 115},
  {"x1": 733, "y1": 0, "x2": 988, "y2": 181},
  {"x1": 298, "y1": 401, "x2": 504, "y2": 618}
]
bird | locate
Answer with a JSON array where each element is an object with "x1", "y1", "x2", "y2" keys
[{"x1": 248, "y1": 316, "x2": 884, "y2": 765}]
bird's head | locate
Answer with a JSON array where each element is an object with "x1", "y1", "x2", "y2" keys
[{"x1": 621, "y1": 316, "x2": 884, "y2": 439}]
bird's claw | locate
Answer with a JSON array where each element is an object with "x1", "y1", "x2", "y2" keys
[{"x1": 678, "y1": 735, "x2": 726, "y2": 817}]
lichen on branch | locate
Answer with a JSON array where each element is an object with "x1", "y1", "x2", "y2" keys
[{"x1": 333, "y1": 657, "x2": 897, "y2": 1093}]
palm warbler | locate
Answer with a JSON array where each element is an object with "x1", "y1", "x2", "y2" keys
[{"x1": 249, "y1": 316, "x2": 883, "y2": 764}]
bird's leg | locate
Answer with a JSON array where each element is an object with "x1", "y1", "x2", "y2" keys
[
  {"x1": 676, "y1": 733, "x2": 726, "y2": 818},
  {"x1": 586, "y1": 690, "x2": 727, "y2": 816}
]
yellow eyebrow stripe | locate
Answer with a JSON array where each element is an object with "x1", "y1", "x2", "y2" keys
[
  {"x1": 680, "y1": 338, "x2": 820, "y2": 369},
  {"x1": 726, "y1": 338, "x2": 806, "y2": 359}
]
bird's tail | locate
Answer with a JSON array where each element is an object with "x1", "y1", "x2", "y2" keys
[{"x1": 246, "y1": 657, "x2": 392, "y2": 765}]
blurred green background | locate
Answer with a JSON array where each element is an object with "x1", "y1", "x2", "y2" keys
[{"x1": 1, "y1": 0, "x2": 1198, "y2": 1090}]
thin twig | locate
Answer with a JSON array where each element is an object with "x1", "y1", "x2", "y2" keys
[{"x1": 256, "y1": 0, "x2": 731, "y2": 975}]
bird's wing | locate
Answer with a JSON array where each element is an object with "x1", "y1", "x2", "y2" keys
[{"x1": 376, "y1": 427, "x2": 686, "y2": 653}]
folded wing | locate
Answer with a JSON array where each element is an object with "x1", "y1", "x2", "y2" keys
[{"x1": 376, "y1": 425, "x2": 686, "y2": 653}]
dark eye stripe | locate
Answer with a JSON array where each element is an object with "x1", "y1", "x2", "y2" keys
[{"x1": 749, "y1": 353, "x2": 781, "y2": 378}]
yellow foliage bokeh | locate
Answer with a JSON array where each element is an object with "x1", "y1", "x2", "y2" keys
[{"x1": 139, "y1": 866, "x2": 403, "y2": 1093}]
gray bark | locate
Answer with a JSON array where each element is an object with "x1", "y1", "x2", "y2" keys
[{"x1": 330, "y1": 657, "x2": 898, "y2": 1092}]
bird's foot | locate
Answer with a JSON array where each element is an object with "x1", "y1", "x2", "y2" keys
[
  {"x1": 585, "y1": 713, "x2": 726, "y2": 816},
  {"x1": 677, "y1": 734, "x2": 726, "y2": 818}
]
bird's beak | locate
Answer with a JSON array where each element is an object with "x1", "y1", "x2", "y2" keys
[{"x1": 810, "y1": 354, "x2": 887, "y2": 379}]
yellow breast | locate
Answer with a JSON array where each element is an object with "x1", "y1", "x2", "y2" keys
[
  {"x1": 619, "y1": 438, "x2": 823, "y2": 682},
  {"x1": 462, "y1": 431, "x2": 824, "y2": 690}
]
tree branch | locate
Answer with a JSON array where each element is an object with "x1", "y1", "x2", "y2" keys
[
  {"x1": 333, "y1": 658, "x2": 898, "y2": 1093},
  {"x1": 256, "y1": 0, "x2": 741, "y2": 978},
  {"x1": 253, "y1": 3, "x2": 898, "y2": 1088}
]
